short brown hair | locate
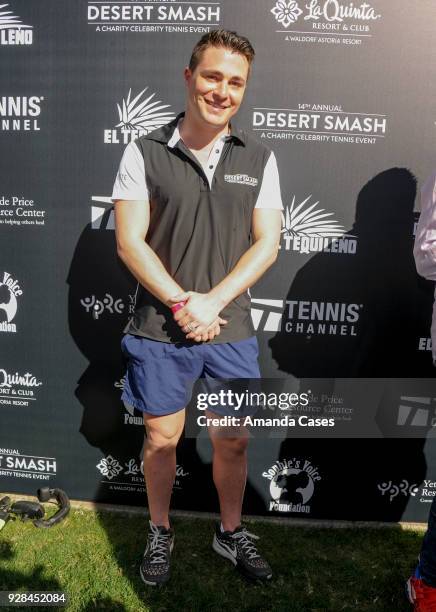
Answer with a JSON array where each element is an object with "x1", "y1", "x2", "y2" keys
[{"x1": 188, "y1": 29, "x2": 255, "y2": 73}]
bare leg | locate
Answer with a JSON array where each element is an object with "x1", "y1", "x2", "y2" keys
[
  {"x1": 208, "y1": 411, "x2": 249, "y2": 532},
  {"x1": 143, "y1": 409, "x2": 185, "y2": 529}
]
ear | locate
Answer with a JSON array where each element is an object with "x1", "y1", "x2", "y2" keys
[{"x1": 184, "y1": 66, "x2": 191, "y2": 85}]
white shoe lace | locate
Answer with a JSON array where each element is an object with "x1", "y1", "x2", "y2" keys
[
  {"x1": 147, "y1": 523, "x2": 171, "y2": 564},
  {"x1": 232, "y1": 528, "x2": 261, "y2": 560}
]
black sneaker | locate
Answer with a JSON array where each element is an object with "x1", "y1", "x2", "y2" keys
[
  {"x1": 140, "y1": 521, "x2": 174, "y2": 586},
  {"x1": 212, "y1": 524, "x2": 272, "y2": 581}
]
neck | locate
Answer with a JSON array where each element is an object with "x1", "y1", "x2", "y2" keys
[{"x1": 179, "y1": 109, "x2": 230, "y2": 150}]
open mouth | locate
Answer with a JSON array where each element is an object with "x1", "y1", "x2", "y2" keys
[{"x1": 204, "y1": 100, "x2": 229, "y2": 111}]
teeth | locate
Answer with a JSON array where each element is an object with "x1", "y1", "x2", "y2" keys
[{"x1": 206, "y1": 101, "x2": 226, "y2": 109}]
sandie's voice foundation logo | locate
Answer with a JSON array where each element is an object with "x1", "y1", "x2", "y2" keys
[
  {"x1": 0, "y1": 272, "x2": 22, "y2": 333},
  {"x1": 263, "y1": 457, "x2": 321, "y2": 514}
]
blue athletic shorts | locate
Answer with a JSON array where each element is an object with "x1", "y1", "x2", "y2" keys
[{"x1": 121, "y1": 334, "x2": 260, "y2": 416}]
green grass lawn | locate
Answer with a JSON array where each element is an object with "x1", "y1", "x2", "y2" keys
[{"x1": 0, "y1": 507, "x2": 424, "y2": 612}]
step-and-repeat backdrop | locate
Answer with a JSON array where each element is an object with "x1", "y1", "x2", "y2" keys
[{"x1": 2, "y1": 0, "x2": 436, "y2": 522}]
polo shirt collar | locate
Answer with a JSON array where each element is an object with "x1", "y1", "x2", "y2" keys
[{"x1": 145, "y1": 112, "x2": 246, "y2": 147}]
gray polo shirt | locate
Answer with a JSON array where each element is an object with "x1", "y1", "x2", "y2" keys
[{"x1": 112, "y1": 113, "x2": 283, "y2": 344}]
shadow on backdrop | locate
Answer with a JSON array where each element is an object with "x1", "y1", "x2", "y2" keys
[
  {"x1": 270, "y1": 168, "x2": 436, "y2": 522},
  {"x1": 66, "y1": 213, "x2": 269, "y2": 606}
]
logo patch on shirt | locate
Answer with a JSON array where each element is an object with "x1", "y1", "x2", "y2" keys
[{"x1": 224, "y1": 174, "x2": 258, "y2": 187}]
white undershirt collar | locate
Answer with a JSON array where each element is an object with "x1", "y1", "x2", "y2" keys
[
  {"x1": 167, "y1": 118, "x2": 231, "y2": 149},
  {"x1": 167, "y1": 118, "x2": 232, "y2": 189}
]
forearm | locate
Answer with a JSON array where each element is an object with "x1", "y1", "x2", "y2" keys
[
  {"x1": 117, "y1": 239, "x2": 183, "y2": 305},
  {"x1": 209, "y1": 238, "x2": 279, "y2": 309}
]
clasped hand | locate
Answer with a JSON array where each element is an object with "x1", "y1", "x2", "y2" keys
[{"x1": 169, "y1": 291, "x2": 227, "y2": 342}]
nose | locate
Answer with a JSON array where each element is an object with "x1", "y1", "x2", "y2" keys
[{"x1": 214, "y1": 80, "x2": 228, "y2": 99}]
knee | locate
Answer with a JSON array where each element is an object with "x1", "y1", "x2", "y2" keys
[
  {"x1": 143, "y1": 410, "x2": 185, "y2": 454},
  {"x1": 145, "y1": 429, "x2": 181, "y2": 454},
  {"x1": 214, "y1": 436, "x2": 248, "y2": 459}
]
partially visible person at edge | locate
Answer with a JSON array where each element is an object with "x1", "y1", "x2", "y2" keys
[
  {"x1": 112, "y1": 30, "x2": 283, "y2": 586},
  {"x1": 408, "y1": 170, "x2": 436, "y2": 611}
]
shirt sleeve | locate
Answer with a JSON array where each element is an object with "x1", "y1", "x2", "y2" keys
[
  {"x1": 254, "y1": 151, "x2": 284, "y2": 210},
  {"x1": 414, "y1": 171, "x2": 436, "y2": 281},
  {"x1": 111, "y1": 141, "x2": 149, "y2": 201}
]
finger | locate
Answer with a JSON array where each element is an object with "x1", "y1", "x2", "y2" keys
[
  {"x1": 185, "y1": 325, "x2": 203, "y2": 339},
  {"x1": 218, "y1": 317, "x2": 228, "y2": 325},
  {"x1": 185, "y1": 330, "x2": 200, "y2": 341},
  {"x1": 206, "y1": 323, "x2": 220, "y2": 341},
  {"x1": 207, "y1": 322, "x2": 219, "y2": 333},
  {"x1": 183, "y1": 321, "x2": 200, "y2": 334},
  {"x1": 189, "y1": 325, "x2": 205, "y2": 336},
  {"x1": 176, "y1": 314, "x2": 193, "y2": 326},
  {"x1": 173, "y1": 310, "x2": 190, "y2": 323}
]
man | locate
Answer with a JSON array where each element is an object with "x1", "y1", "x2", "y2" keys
[
  {"x1": 408, "y1": 170, "x2": 436, "y2": 611},
  {"x1": 112, "y1": 29, "x2": 283, "y2": 586}
]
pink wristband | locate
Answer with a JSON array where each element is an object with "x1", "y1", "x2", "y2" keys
[{"x1": 171, "y1": 300, "x2": 186, "y2": 314}]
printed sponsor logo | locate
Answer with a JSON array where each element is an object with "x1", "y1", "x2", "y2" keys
[
  {"x1": 397, "y1": 396, "x2": 436, "y2": 428},
  {"x1": 281, "y1": 194, "x2": 356, "y2": 254},
  {"x1": 307, "y1": 391, "x2": 353, "y2": 421},
  {"x1": 224, "y1": 174, "x2": 258, "y2": 187},
  {"x1": 417, "y1": 480, "x2": 436, "y2": 503},
  {"x1": 96, "y1": 455, "x2": 123, "y2": 480},
  {"x1": 0, "y1": 448, "x2": 57, "y2": 481},
  {"x1": 0, "y1": 196, "x2": 46, "y2": 228},
  {"x1": 87, "y1": 1, "x2": 220, "y2": 34},
  {"x1": 0, "y1": 368, "x2": 43, "y2": 407},
  {"x1": 251, "y1": 299, "x2": 284, "y2": 332},
  {"x1": 377, "y1": 479, "x2": 419, "y2": 502},
  {"x1": 0, "y1": 3, "x2": 33, "y2": 45},
  {"x1": 80, "y1": 293, "x2": 136, "y2": 319},
  {"x1": 0, "y1": 96, "x2": 44, "y2": 132},
  {"x1": 377, "y1": 478, "x2": 436, "y2": 505},
  {"x1": 114, "y1": 376, "x2": 143, "y2": 426},
  {"x1": 271, "y1": 0, "x2": 302, "y2": 26},
  {"x1": 251, "y1": 298, "x2": 362, "y2": 336},
  {"x1": 270, "y1": 0, "x2": 381, "y2": 46},
  {"x1": 262, "y1": 457, "x2": 321, "y2": 513},
  {"x1": 104, "y1": 87, "x2": 175, "y2": 145},
  {"x1": 91, "y1": 196, "x2": 114, "y2": 230},
  {"x1": 0, "y1": 271, "x2": 22, "y2": 333},
  {"x1": 253, "y1": 104, "x2": 387, "y2": 145},
  {"x1": 418, "y1": 338, "x2": 432, "y2": 353},
  {"x1": 97, "y1": 454, "x2": 189, "y2": 492}
]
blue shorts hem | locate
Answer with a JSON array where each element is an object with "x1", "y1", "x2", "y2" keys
[{"x1": 121, "y1": 390, "x2": 186, "y2": 416}]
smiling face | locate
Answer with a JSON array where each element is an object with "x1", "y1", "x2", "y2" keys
[{"x1": 184, "y1": 45, "x2": 249, "y2": 131}]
